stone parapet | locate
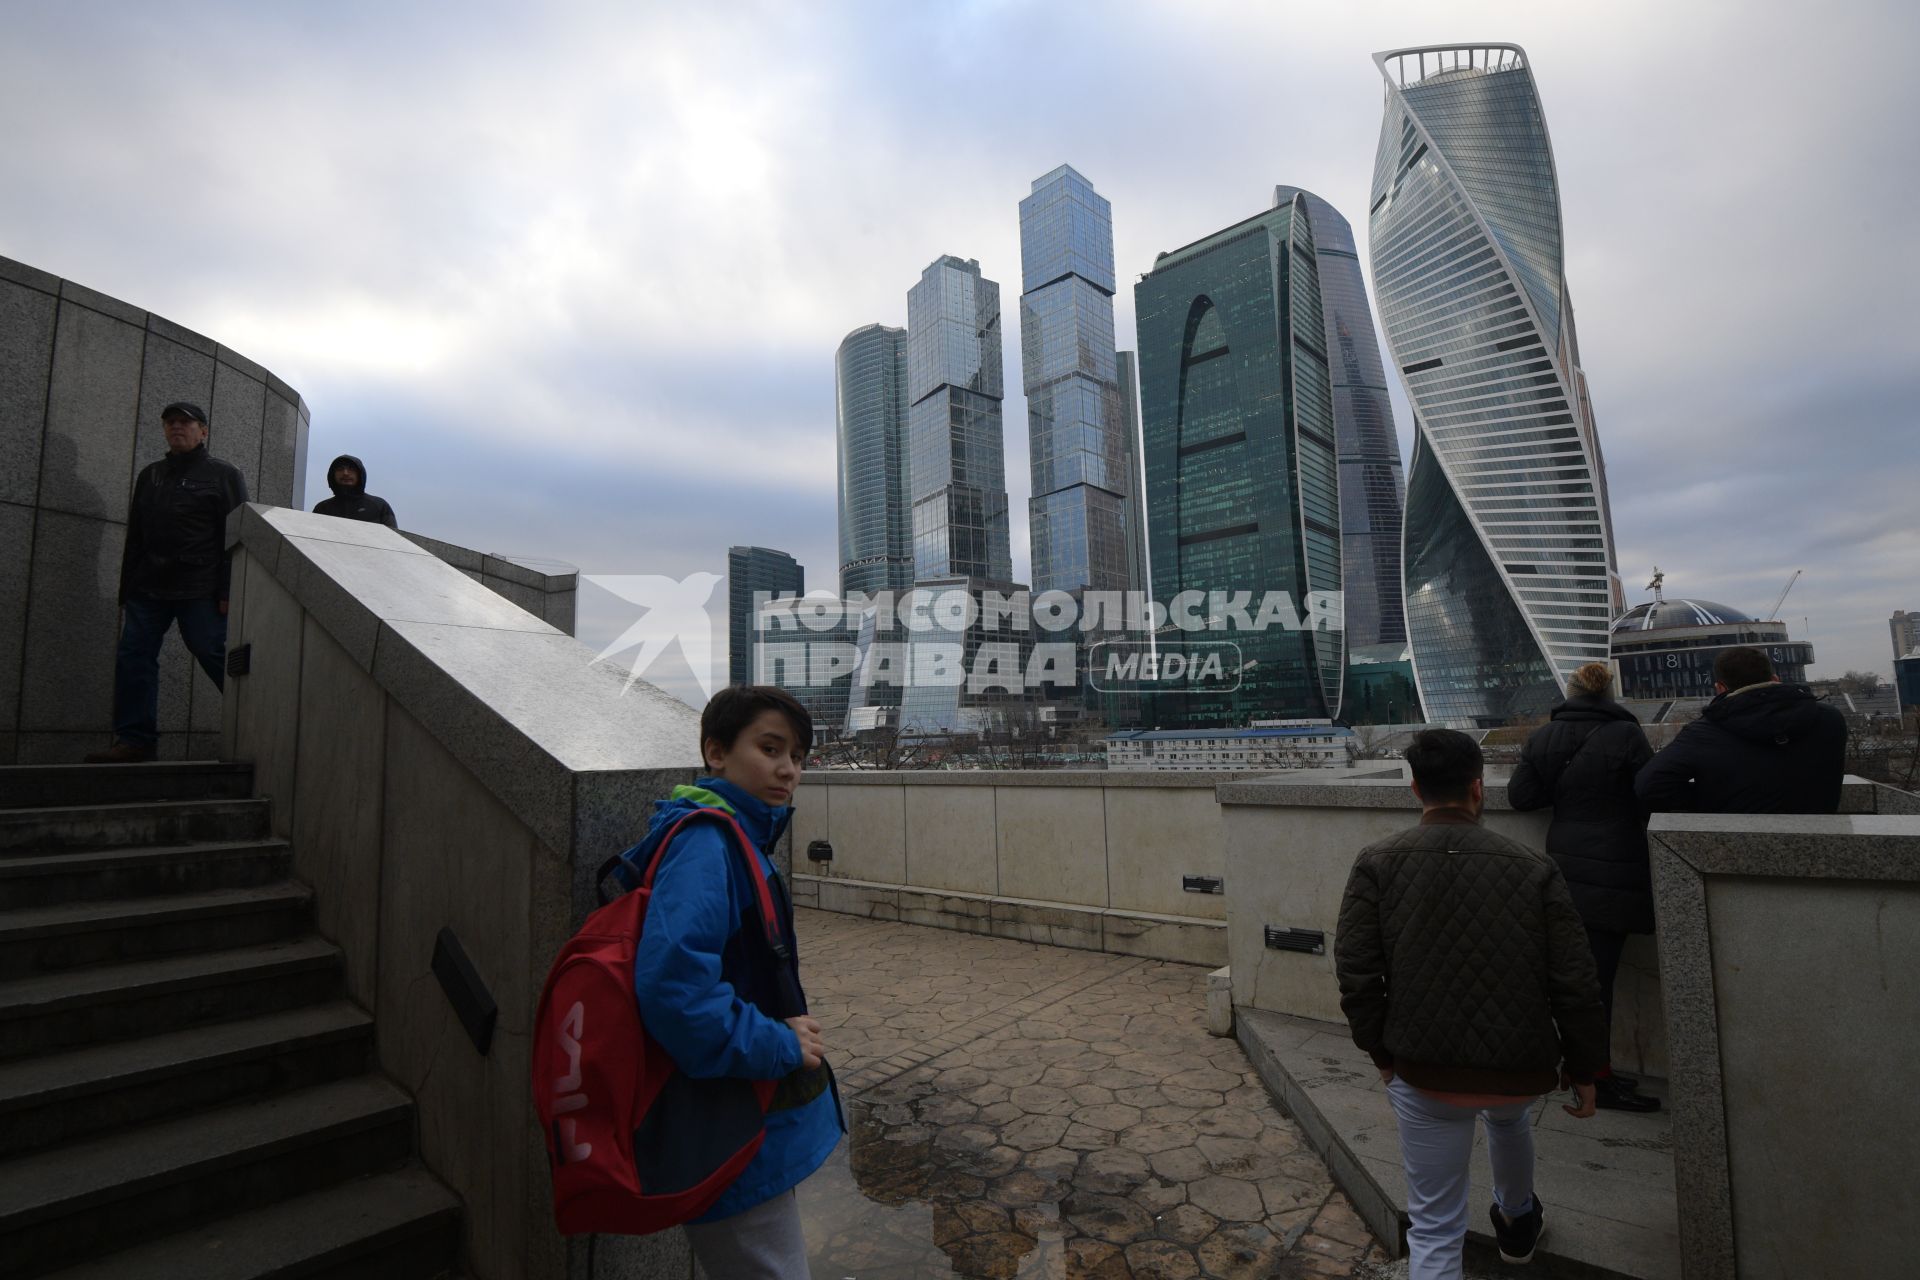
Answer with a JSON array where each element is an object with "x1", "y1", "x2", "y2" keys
[
  {"x1": 1650, "y1": 813, "x2": 1920, "y2": 1280},
  {"x1": 222, "y1": 504, "x2": 701, "y2": 1280}
]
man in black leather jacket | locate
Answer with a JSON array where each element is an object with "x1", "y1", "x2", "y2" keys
[
  {"x1": 86, "y1": 403, "x2": 248, "y2": 763},
  {"x1": 1636, "y1": 647, "x2": 1848, "y2": 814}
]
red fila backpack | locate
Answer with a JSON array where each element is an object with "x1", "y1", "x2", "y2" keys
[{"x1": 531, "y1": 807, "x2": 790, "y2": 1236}]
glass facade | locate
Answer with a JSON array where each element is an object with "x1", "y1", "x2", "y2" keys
[
  {"x1": 1133, "y1": 200, "x2": 1345, "y2": 727},
  {"x1": 835, "y1": 324, "x2": 913, "y2": 599},
  {"x1": 1271, "y1": 186, "x2": 1409, "y2": 657},
  {"x1": 726, "y1": 545, "x2": 803, "y2": 689},
  {"x1": 1018, "y1": 166, "x2": 1144, "y2": 599},
  {"x1": 906, "y1": 257, "x2": 1012, "y2": 583},
  {"x1": 1370, "y1": 44, "x2": 1621, "y2": 727}
]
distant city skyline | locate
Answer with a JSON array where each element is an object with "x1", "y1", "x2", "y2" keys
[{"x1": 8, "y1": 6, "x2": 1906, "y2": 708}]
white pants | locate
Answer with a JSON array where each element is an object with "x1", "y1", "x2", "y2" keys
[
  {"x1": 1385, "y1": 1077, "x2": 1538, "y2": 1280},
  {"x1": 685, "y1": 1190, "x2": 808, "y2": 1280}
]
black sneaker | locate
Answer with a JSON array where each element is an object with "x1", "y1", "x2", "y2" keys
[
  {"x1": 1595, "y1": 1075, "x2": 1662, "y2": 1113},
  {"x1": 1490, "y1": 1198, "x2": 1545, "y2": 1264}
]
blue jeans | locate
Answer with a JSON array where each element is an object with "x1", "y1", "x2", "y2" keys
[
  {"x1": 112, "y1": 595, "x2": 226, "y2": 747},
  {"x1": 1385, "y1": 1076, "x2": 1538, "y2": 1280}
]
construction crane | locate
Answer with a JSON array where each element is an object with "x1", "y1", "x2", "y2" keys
[{"x1": 1767, "y1": 569, "x2": 1802, "y2": 621}]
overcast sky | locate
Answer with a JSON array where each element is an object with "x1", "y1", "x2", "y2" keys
[{"x1": 6, "y1": 0, "x2": 1915, "y2": 703}]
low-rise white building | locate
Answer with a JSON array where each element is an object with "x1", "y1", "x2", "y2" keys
[{"x1": 1104, "y1": 721, "x2": 1357, "y2": 772}]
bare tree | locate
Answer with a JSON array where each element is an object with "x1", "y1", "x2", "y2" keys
[{"x1": 1839, "y1": 670, "x2": 1886, "y2": 696}]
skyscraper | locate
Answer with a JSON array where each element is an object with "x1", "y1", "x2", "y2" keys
[
  {"x1": 1115, "y1": 350, "x2": 1150, "y2": 599},
  {"x1": 1271, "y1": 185, "x2": 1408, "y2": 654},
  {"x1": 906, "y1": 256, "x2": 1012, "y2": 584},
  {"x1": 835, "y1": 324, "x2": 913, "y2": 599},
  {"x1": 1018, "y1": 165, "x2": 1142, "y2": 599},
  {"x1": 1370, "y1": 43, "x2": 1622, "y2": 728},
  {"x1": 726, "y1": 545, "x2": 803, "y2": 688},
  {"x1": 1134, "y1": 197, "x2": 1345, "y2": 725}
]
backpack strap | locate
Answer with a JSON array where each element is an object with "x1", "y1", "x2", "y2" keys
[{"x1": 597, "y1": 808, "x2": 789, "y2": 960}]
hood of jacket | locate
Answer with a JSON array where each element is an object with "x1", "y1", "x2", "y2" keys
[
  {"x1": 1701, "y1": 681, "x2": 1829, "y2": 745},
  {"x1": 641, "y1": 777, "x2": 793, "y2": 859},
  {"x1": 1548, "y1": 693, "x2": 1640, "y2": 725},
  {"x1": 326, "y1": 454, "x2": 368, "y2": 499}
]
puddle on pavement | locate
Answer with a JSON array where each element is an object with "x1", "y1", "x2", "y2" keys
[
  {"x1": 801, "y1": 1097, "x2": 1090, "y2": 1279},
  {"x1": 799, "y1": 1088, "x2": 1292, "y2": 1280}
]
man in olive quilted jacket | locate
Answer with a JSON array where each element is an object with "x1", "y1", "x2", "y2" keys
[{"x1": 1336, "y1": 729, "x2": 1607, "y2": 1279}]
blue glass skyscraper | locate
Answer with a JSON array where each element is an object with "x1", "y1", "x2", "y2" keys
[
  {"x1": 906, "y1": 256, "x2": 1012, "y2": 584},
  {"x1": 1370, "y1": 44, "x2": 1622, "y2": 727},
  {"x1": 835, "y1": 323, "x2": 912, "y2": 598},
  {"x1": 1017, "y1": 166, "x2": 1142, "y2": 599}
]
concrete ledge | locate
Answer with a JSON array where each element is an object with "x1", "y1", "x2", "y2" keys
[
  {"x1": 792, "y1": 873, "x2": 1225, "y2": 966},
  {"x1": 1237, "y1": 1007, "x2": 1681, "y2": 1280},
  {"x1": 803, "y1": 768, "x2": 1278, "y2": 788}
]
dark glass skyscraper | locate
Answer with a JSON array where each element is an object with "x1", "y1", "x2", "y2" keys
[
  {"x1": 906, "y1": 256, "x2": 1012, "y2": 584},
  {"x1": 1270, "y1": 185, "x2": 1408, "y2": 655},
  {"x1": 1134, "y1": 198, "x2": 1345, "y2": 725},
  {"x1": 1018, "y1": 165, "x2": 1142, "y2": 598},
  {"x1": 1115, "y1": 350, "x2": 1150, "y2": 600},
  {"x1": 835, "y1": 324, "x2": 912, "y2": 598},
  {"x1": 1371, "y1": 44, "x2": 1622, "y2": 728},
  {"x1": 727, "y1": 545, "x2": 803, "y2": 688}
]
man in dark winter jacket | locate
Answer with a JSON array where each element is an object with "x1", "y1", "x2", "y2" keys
[
  {"x1": 311, "y1": 454, "x2": 398, "y2": 528},
  {"x1": 1635, "y1": 647, "x2": 1848, "y2": 814},
  {"x1": 1337, "y1": 729, "x2": 1605, "y2": 1278},
  {"x1": 86, "y1": 403, "x2": 249, "y2": 764}
]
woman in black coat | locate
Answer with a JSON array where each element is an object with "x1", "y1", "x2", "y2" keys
[{"x1": 1508, "y1": 661, "x2": 1661, "y2": 1112}]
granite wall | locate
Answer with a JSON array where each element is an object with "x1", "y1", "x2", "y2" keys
[
  {"x1": 790, "y1": 770, "x2": 1246, "y2": 966},
  {"x1": 1650, "y1": 813, "x2": 1920, "y2": 1280},
  {"x1": 1, "y1": 254, "x2": 308, "y2": 764},
  {"x1": 223, "y1": 505, "x2": 702, "y2": 1280}
]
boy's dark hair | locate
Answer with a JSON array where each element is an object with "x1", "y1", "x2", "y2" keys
[
  {"x1": 1404, "y1": 728, "x2": 1483, "y2": 805},
  {"x1": 700, "y1": 685, "x2": 813, "y2": 762},
  {"x1": 1712, "y1": 646, "x2": 1774, "y2": 691}
]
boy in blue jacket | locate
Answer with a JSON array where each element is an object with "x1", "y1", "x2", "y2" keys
[{"x1": 633, "y1": 685, "x2": 840, "y2": 1277}]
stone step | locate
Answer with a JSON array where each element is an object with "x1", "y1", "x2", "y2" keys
[
  {"x1": 36, "y1": 1166, "x2": 460, "y2": 1280},
  {"x1": 0, "y1": 840, "x2": 292, "y2": 910},
  {"x1": 0, "y1": 799, "x2": 270, "y2": 853},
  {"x1": 0, "y1": 1075, "x2": 417, "y2": 1277},
  {"x1": 0, "y1": 1000, "x2": 372, "y2": 1159},
  {"x1": 0, "y1": 763, "x2": 253, "y2": 812},
  {"x1": 0, "y1": 937, "x2": 341, "y2": 1062},
  {"x1": 0, "y1": 883, "x2": 313, "y2": 976}
]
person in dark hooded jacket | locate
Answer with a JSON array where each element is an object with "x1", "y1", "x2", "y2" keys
[
  {"x1": 312, "y1": 454, "x2": 397, "y2": 528},
  {"x1": 1509, "y1": 662, "x2": 1660, "y2": 1112},
  {"x1": 1635, "y1": 646, "x2": 1847, "y2": 815}
]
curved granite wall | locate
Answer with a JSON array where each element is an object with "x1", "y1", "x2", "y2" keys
[{"x1": 1, "y1": 254, "x2": 309, "y2": 763}]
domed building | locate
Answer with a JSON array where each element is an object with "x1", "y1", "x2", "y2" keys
[{"x1": 1610, "y1": 575, "x2": 1813, "y2": 700}]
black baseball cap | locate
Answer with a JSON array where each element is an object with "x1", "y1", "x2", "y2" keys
[{"x1": 160, "y1": 402, "x2": 209, "y2": 425}]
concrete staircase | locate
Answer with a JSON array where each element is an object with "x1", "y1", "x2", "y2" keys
[{"x1": 0, "y1": 762, "x2": 461, "y2": 1278}]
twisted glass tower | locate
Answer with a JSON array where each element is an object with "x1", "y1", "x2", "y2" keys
[{"x1": 1370, "y1": 44, "x2": 1622, "y2": 728}]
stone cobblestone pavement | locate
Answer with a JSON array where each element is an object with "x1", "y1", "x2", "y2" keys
[{"x1": 794, "y1": 908, "x2": 1390, "y2": 1279}]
